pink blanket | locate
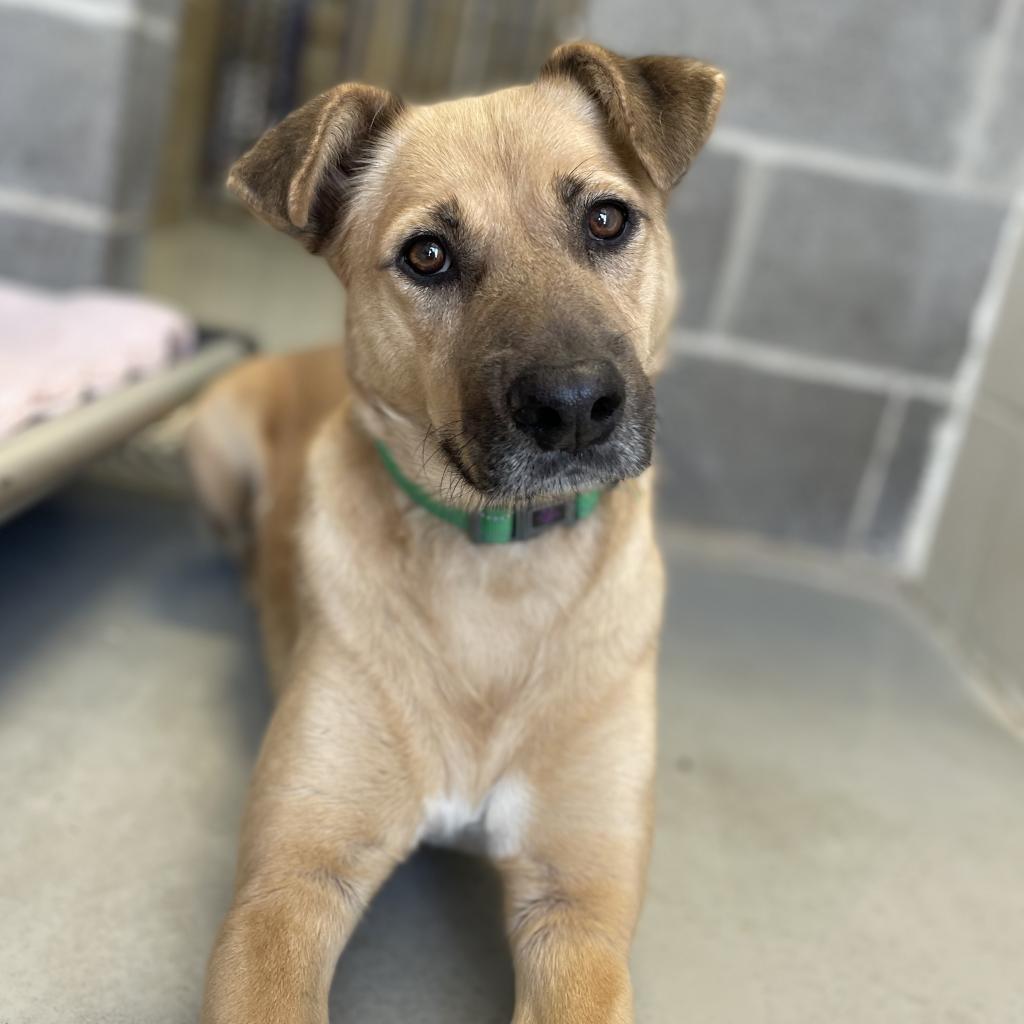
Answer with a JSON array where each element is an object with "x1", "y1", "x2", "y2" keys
[{"x1": 0, "y1": 280, "x2": 197, "y2": 441}]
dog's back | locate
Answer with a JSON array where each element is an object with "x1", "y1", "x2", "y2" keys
[
  {"x1": 186, "y1": 345, "x2": 346, "y2": 676},
  {"x1": 186, "y1": 345, "x2": 344, "y2": 555}
]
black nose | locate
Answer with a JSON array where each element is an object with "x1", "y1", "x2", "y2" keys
[{"x1": 507, "y1": 360, "x2": 626, "y2": 453}]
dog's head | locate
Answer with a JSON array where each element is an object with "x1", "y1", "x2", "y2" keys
[{"x1": 228, "y1": 43, "x2": 724, "y2": 505}]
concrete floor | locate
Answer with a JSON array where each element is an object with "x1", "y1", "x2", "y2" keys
[{"x1": 1, "y1": 485, "x2": 1022, "y2": 1024}]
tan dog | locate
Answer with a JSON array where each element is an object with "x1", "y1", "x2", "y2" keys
[{"x1": 187, "y1": 42, "x2": 724, "y2": 1024}]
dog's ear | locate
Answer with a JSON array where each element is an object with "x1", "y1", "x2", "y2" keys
[
  {"x1": 227, "y1": 84, "x2": 404, "y2": 253},
  {"x1": 541, "y1": 42, "x2": 725, "y2": 191}
]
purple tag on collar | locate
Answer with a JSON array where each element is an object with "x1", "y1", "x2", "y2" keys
[
  {"x1": 532, "y1": 504, "x2": 566, "y2": 528},
  {"x1": 510, "y1": 497, "x2": 580, "y2": 541}
]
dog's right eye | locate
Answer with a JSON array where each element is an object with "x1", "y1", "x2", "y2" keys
[
  {"x1": 401, "y1": 236, "x2": 450, "y2": 279},
  {"x1": 587, "y1": 202, "x2": 626, "y2": 240}
]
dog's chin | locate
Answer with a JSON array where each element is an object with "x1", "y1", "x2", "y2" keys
[{"x1": 446, "y1": 431, "x2": 653, "y2": 507}]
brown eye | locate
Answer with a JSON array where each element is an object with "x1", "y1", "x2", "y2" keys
[
  {"x1": 587, "y1": 202, "x2": 627, "y2": 241},
  {"x1": 403, "y1": 235, "x2": 450, "y2": 277}
]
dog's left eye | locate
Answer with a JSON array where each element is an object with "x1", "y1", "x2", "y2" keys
[
  {"x1": 586, "y1": 201, "x2": 628, "y2": 242},
  {"x1": 402, "y1": 235, "x2": 451, "y2": 278}
]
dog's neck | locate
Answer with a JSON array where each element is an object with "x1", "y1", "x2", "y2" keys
[
  {"x1": 373, "y1": 439, "x2": 603, "y2": 545},
  {"x1": 346, "y1": 381, "x2": 609, "y2": 546}
]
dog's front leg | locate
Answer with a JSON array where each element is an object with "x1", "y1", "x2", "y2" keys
[
  {"x1": 499, "y1": 668, "x2": 656, "y2": 1024},
  {"x1": 201, "y1": 673, "x2": 422, "y2": 1024},
  {"x1": 500, "y1": 807, "x2": 652, "y2": 1024}
]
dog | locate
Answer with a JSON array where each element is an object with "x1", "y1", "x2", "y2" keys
[{"x1": 187, "y1": 41, "x2": 724, "y2": 1024}]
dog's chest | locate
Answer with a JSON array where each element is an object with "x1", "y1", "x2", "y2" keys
[
  {"x1": 417, "y1": 775, "x2": 532, "y2": 856},
  {"x1": 425, "y1": 534, "x2": 596, "y2": 684}
]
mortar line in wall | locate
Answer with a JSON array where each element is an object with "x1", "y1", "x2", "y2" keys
[
  {"x1": 705, "y1": 159, "x2": 770, "y2": 331},
  {"x1": 668, "y1": 328, "x2": 955, "y2": 403},
  {"x1": 0, "y1": 186, "x2": 143, "y2": 234},
  {"x1": 901, "y1": 191, "x2": 1024, "y2": 576},
  {"x1": 0, "y1": 0, "x2": 176, "y2": 43},
  {"x1": 709, "y1": 127, "x2": 1007, "y2": 204},
  {"x1": 844, "y1": 394, "x2": 907, "y2": 550},
  {"x1": 952, "y1": 0, "x2": 1024, "y2": 184}
]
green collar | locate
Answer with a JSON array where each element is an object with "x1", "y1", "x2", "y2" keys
[{"x1": 374, "y1": 441, "x2": 601, "y2": 544}]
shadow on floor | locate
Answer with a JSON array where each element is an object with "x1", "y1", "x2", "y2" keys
[{"x1": 330, "y1": 847, "x2": 514, "y2": 1022}]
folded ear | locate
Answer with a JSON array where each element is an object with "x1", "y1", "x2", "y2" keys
[
  {"x1": 541, "y1": 42, "x2": 725, "y2": 191},
  {"x1": 227, "y1": 84, "x2": 404, "y2": 253}
]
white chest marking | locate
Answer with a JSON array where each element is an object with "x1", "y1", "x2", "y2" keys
[{"x1": 420, "y1": 775, "x2": 532, "y2": 858}]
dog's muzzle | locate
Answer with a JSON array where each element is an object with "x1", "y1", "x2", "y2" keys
[{"x1": 455, "y1": 361, "x2": 655, "y2": 503}]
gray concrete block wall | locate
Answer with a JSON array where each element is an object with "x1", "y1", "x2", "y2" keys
[
  {"x1": 0, "y1": 0, "x2": 180, "y2": 290},
  {"x1": 656, "y1": 362, "x2": 886, "y2": 547},
  {"x1": 961, "y1": 0, "x2": 1024, "y2": 191},
  {"x1": 724, "y1": 173, "x2": 1004, "y2": 377},
  {"x1": 592, "y1": 0, "x2": 1004, "y2": 169},
  {"x1": 586, "y1": 0, "x2": 1024, "y2": 567}
]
